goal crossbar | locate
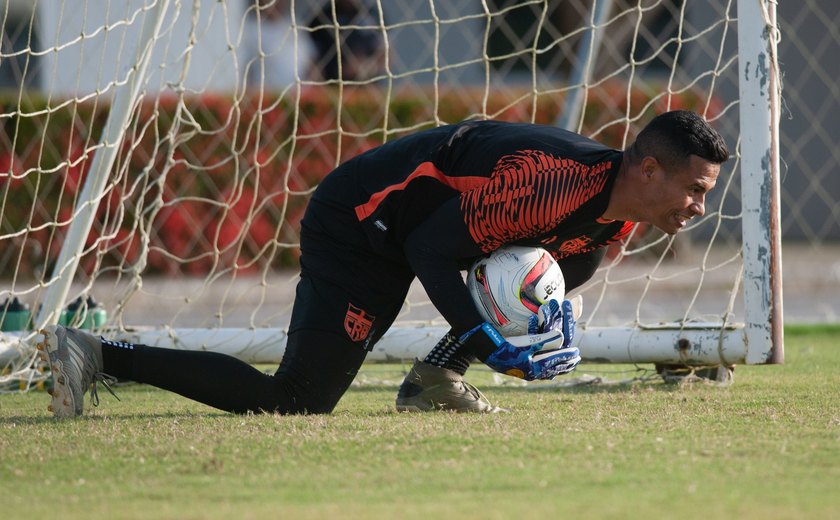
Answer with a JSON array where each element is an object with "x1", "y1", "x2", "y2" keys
[{"x1": 0, "y1": 321, "x2": 757, "y2": 367}]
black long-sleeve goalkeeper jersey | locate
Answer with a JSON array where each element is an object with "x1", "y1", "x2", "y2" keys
[{"x1": 309, "y1": 120, "x2": 634, "y2": 335}]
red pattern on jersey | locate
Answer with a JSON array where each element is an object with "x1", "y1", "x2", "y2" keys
[
  {"x1": 611, "y1": 221, "x2": 636, "y2": 243},
  {"x1": 354, "y1": 161, "x2": 487, "y2": 221},
  {"x1": 460, "y1": 150, "x2": 612, "y2": 252}
]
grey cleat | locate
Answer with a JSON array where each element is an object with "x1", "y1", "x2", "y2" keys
[
  {"x1": 35, "y1": 325, "x2": 118, "y2": 418},
  {"x1": 395, "y1": 359, "x2": 506, "y2": 413}
]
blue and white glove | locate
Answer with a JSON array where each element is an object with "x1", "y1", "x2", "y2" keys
[
  {"x1": 527, "y1": 298, "x2": 578, "y2": 348},
  {"x1": 464, "y1": 298, "x2": 582, "y2": 381}
]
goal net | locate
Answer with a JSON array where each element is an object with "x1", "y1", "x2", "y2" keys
[{"x1": 0, "y1": 0, "x2": 782, "y2": 391}]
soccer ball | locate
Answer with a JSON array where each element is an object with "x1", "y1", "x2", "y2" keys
[{"x1": 467, "y1": 245, "x2": 565, "y2": 336}]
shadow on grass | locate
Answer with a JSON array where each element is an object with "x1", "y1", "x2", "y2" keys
[
  {"x1": 347, "y1": 376, "x2": 723, "y2": 398},
  {"x1": 484, "y1": 381, "x2": 687, "y2": 396},
  {"x1": 346, "y1": 384, "x2": 402, "y2": 393},
  {"x1": 0, "y1": 410, "x2": 232, "y2": 424}
]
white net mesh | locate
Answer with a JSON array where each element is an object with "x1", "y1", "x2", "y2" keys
[{"x1": 0, "y1": 0, "x2": 792, "y2": 388}]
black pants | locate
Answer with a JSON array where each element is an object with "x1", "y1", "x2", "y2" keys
[
  {"x1": 103, "y1": 165, "x2": 416, "y2": 414},
  {"x1": 113, "y1": 327, "x2": 366, "y2": 414}
]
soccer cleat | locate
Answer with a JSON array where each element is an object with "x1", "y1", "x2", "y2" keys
[
  {"x1": 395, "y1": 359, "x2": 506, "y2": 413},
  {"x1": 37, "y1": 325, "x2": 118, "y2": 419}
]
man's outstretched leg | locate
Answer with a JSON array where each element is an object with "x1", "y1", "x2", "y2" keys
[{"x1": 37, "y1": 325, "x2": 366, "y2": 418}]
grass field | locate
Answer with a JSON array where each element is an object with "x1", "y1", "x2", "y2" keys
[{"x1": 1, "y1": 326, "x2": 838, "y2": 519}]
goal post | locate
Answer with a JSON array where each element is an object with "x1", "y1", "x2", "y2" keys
[
  {"x1": 736, "y1": 0, "x2": 784, "y2": 365},
  {"x1": 0, "y1": 0, "x2": 784, "y2": 391},
  {"x1": 33, "y1": 0, "x2": 172, "y2": 330}
]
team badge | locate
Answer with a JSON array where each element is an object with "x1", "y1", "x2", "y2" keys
[
  {"x1": 559, "y1": 236, "x2": 592, "y2": 255},
  {"x1": 344, "y1": 303, "x2": 376, "y2": 343}
]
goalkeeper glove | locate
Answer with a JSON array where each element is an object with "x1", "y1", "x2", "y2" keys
[
  {"x1": 463, "y1": 299, "x2": 582, "y2": 381},
  {"x1": 527, "y1": 297, "x2": 579, "y2": 348}
]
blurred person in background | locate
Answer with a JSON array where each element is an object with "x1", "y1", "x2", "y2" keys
[{"x1": 307, "y1": 0, "x2": 386, "y2": 82}]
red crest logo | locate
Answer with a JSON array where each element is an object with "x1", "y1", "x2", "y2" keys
[
  {"x1": 344, "y1": 303, "x2": 376, "y2": 343},
  {"x1": 559, "y1": 236, "x2": 592, "y2": 254}
]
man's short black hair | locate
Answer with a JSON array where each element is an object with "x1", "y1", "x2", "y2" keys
[{"x1": 627, "y1": 110, "x2": 730, "y2": 171}]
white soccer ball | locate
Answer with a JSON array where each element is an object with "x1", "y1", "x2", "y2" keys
[{"x1": 466, "y1": 245, "x2": 565, "y2": 336}]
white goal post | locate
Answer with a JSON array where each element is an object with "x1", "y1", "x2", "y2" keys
[{"x1": 0, "y1": 0, "x2": 782, "y2": 390}]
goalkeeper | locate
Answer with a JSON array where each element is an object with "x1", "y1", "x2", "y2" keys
[{"x1": 38, "y1": 111, "x2": 728, "y2": 417}]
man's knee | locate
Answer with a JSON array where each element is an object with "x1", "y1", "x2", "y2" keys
[{"x1": 271, "y1": 328, "x2": 367, "y2": 414}]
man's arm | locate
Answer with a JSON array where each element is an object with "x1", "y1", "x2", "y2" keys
[
  {"x1": 555, "y1": 248, "x2": 607, "y2": 292},
  {"x1": 403, "y1": 152, "x2": 600, "y2": 334},
  {"x1": 404, "y1": 195, "x2": 584, "y2": 381},
  {"x1": 402, "y1": 196, "x2": 485, "y2": 336},
  {"x1": 402, "y1": 219, "x2": 607, "y2": 337}
]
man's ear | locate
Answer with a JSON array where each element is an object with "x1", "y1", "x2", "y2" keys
[{"x1": 640, "y1": 156, "x2": 659, "y2": 181}]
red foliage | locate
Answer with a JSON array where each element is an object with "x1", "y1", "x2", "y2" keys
[
  {"x1": 0, "y1": 151, "x2": 23, "y2": 188},
  {"x1": 63, "y1": 144, "x2": 91, "y2": 195},
  {"x1": 208, "y1": 187, "x2": 277, "y2": 273}
]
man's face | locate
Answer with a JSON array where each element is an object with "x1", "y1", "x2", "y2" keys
[{"x1": 644, "y1": 155, "x2": 720, "y2": 234}]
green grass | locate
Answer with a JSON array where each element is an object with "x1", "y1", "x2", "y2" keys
[{"x1": 2, "y1": 327, "x2": 839, "y2": 519}]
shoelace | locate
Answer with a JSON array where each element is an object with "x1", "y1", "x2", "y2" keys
[{"x1": 90, "y1": 372, "x2": 121, "y2": 407}]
